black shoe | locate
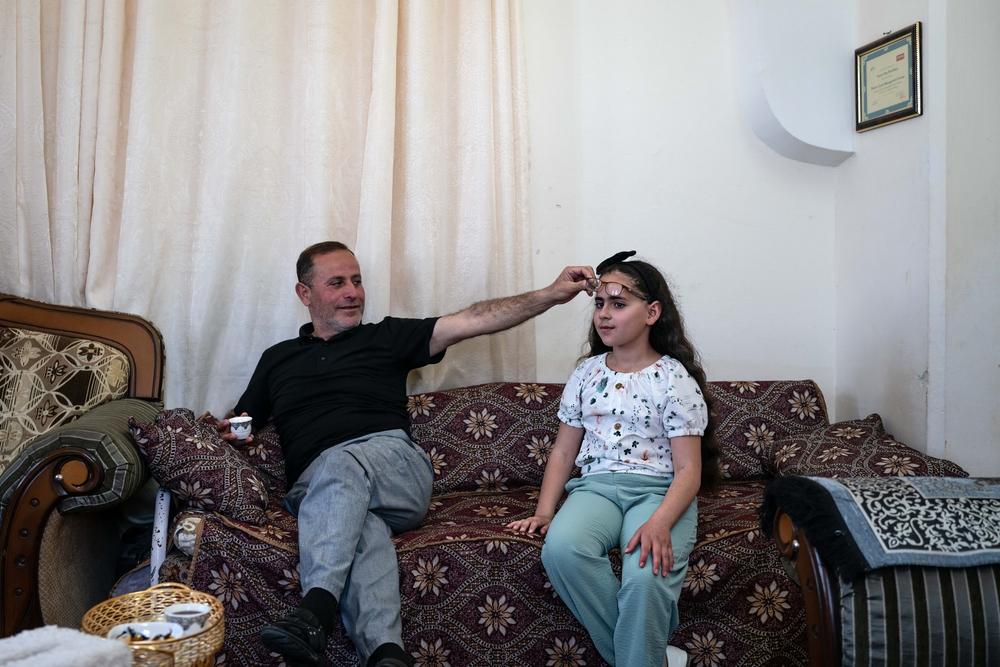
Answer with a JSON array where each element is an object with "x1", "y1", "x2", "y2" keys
[
  {"x1": 367, "y1": 642, "x2": 413, "y2": 667},
  {"x1": 260, "y1": 607, "x2": 327, "y2": 665}
]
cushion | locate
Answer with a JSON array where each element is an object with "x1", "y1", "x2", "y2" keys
[
  {"x1": 130, "y1": 409, "x2": 269, "y2": 524},
  {"x1": 766, "y1": 414, "x2": 968, "y2": 478},
  {"x1": 196, "y1": 414, "x2": 286, "y2": 493},
  {"x1": 0, "y1": 398, "x2": 161, "y2": 514},
  {"x1": 407, "y1": 382, "x2": 564, "y2": 494},
  {"x1": 0, "y1": 326, "x2": 131, "y2": 467},
  {"x1": 707, "y1": 380, "x2": 830, "y2": 480}
]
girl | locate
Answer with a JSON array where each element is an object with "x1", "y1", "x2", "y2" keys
[{"x1": 507, "y1": 251, "x2": 718, "y2": 667}]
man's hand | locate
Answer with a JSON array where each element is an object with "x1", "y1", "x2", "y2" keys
[
  {"x1": 545, "y1": 265, "x2": 599, "y2": 304},
  {"x1": 429, "y1": 264, "x2": 596, "y2": 355},
  {"x1": 217, "y1": 411, "x2": 254, "y2": 443}
]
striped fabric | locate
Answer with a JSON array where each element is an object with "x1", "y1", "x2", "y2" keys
[
  {"x1": 841, "y1": 565, "x2": 1000, "y2": 666},
  {"x1": 0, "y1": 398, "x2": 161, "y2": 514}
]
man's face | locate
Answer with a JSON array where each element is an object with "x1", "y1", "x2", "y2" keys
[{"x1": 295, "y1": 250, "x2": 366, "y2": 337}]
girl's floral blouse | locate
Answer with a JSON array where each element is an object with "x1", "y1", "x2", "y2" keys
[{"x1": 558, "y1": 353, "x2": 707, "y2": 477}]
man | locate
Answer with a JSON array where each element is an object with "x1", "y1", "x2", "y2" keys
[{"x1": 223, "y1": 241, "x2": 595, "y2": 667}]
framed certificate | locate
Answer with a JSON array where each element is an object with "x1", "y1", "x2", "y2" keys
[{"x1": 855, "y1": 22, "x2": 922, "y2": 132}]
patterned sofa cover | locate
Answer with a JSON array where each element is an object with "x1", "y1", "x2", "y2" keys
[
  {"x1": 0, "y1": 294, "x2": 164, "y2": 636},
  {"x1": 135, "y1": 379, "x2": 965, "y2": 666}
]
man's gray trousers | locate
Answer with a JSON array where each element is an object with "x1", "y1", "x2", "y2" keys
[{"x1": 284, "y1": 429, "x2": 433, "y2": 662}]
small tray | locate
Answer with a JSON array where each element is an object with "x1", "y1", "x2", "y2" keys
[{"x1": 81, "y1": 583, "x2": 224, "y2": 667}]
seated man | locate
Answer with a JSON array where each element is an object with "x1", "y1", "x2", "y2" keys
[{"x1": 222, "y1": 241, "x2": 594, "y2": 667}]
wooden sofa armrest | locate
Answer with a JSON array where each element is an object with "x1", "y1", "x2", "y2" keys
[
  {"x1": 0, "y1": 446, "x2": 105, "y2": 634},
  {"x1": 772, "y1": 509, "x2": 840, "y2": 667},
  {"x1": 1, "y1": 294, "x2": 165, "y2": 636},
  {"x1": 0, "y1": 398, "x2": 162, "y2": 635}
]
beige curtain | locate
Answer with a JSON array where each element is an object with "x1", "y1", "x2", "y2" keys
[{"x1": 2, "y1": 0, "x2": 534, "y2": 415}]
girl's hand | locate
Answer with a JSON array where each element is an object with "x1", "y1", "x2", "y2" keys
[
  {"x1": 625, "y1": 515, "x2": 674, "y2": 576},
  {"x1": 506, "y1": 515, "x2": 553, "y2": 535}
]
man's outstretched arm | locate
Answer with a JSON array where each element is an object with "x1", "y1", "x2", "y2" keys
[{"x1": 429, "y1": 265, "x2": 596, "y2": 357}]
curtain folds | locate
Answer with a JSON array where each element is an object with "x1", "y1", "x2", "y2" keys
[{"x1": 2, "y1": 0, "x2": 534, "y2": 414}]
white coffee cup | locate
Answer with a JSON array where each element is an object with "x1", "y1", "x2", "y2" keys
[
  {"x1": 163, "y1": 602, "x2": 212, "y2": 636},
  {"x1": 229, "y1": 415, "x2": 252, "y2": 440}
]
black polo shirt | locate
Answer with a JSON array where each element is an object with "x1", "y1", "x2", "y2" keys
[{"x1": 234, "y1": 316, "x2": 444, "y2": 486}]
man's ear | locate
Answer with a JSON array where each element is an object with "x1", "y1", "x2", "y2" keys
[
  {"x1": 646, "y1": 301, "x2": 662, "y2": 325},
  {"x1": 295, "y1": 282, "x2": 311, "y2": 307}
]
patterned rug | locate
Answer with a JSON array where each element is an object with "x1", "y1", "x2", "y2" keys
[{"x1": 765, "y1": 476, "x2": 1000, "y2": 577}]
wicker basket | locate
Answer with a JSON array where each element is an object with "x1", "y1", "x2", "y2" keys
[{"x1": 81, "y1": 583, "x2": 225, "y2": 667}]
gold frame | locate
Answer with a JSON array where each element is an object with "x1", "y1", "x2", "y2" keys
[{"x1": 855, "y1": 22, "x2": 922, "y2": 132}]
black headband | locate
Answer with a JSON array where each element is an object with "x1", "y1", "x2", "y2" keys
[
  {"x1": 595, "y1": 250, "x2": 654, "y2": 300},
  {"x1": 596, "y1": 250, "x2": 635, "y2": 274}
]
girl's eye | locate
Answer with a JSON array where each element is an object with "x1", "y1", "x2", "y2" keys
[{"x1": 614, "y1": 301, "x2": 626, "y2": 309}]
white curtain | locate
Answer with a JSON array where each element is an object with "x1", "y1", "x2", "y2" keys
[{"x1": 2, "y1": 0, "x2": 534, "y2": 415}]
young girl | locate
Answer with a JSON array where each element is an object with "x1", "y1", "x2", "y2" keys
[{"x1": 507, "y1": 251, "x2": 717, "y2": 667}]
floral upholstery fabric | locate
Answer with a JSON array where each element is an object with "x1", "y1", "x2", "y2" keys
[
  {"x1": 0, "y1": 325, "x2": 130, "y2": 469},
  {"x1": 151, "y1": 381, "x2": 831, "y2": 666},
  {"x1": 201, "y1": 415, "x2": 287, "y2": 493},
  {"x1": 406, "y1": 382, "x2": 564, "y2": 494},
  {"x1": 766, "y1": 414, "x2": 969, "y2": 479},
  {"x1": 130, "y1": 409, "x2": 269, "y2": 524},
  {"x1": 678, "y1": 480, "x2": 805, "y2": 666},
  {"x1": 709, "y1": 381, "x2": 828, "y2": 481}
]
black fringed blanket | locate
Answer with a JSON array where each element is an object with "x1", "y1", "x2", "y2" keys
[{"x1": 762, "y1": 476, "x2": 1000, "y2": 579}]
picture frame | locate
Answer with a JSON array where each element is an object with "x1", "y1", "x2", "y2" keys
[{"x1": 855, "y1": 22, "x2": 922, "y2": 132}]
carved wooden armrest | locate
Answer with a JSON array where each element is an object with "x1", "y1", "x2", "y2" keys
[
  {"x1": 772, "y1": 509, "x2": 840, "y2": 667},
  {"x1": 0, "y1": 399, "x2": 162, "y2": 635}
]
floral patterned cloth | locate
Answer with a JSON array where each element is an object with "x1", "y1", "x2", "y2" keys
[
  {"x1": 558, "y1": 354, "x2": 708, "y2": 477},
  {"x1": 766, "y1": 413, "x2": 968, "y2": 479},
  {"x1": 148, "y1": 380, "x2": 836, "y2": 666},
  {"x1": 710, "y1": 381, "x2": 828, "y2": 481},
  {"x1": 129, "y1": 409, "x2": 270, "y2": 524}
]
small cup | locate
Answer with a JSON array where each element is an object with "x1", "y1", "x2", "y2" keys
[
  {"x1": 228, "y1": 415, "x2": 252, "y2": 440},
  {"x1": 163, "y1": 602, "x2": 212, "y2": 636}
]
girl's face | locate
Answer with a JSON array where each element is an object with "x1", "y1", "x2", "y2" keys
[{"x1": 592, "y1": 270, "x2": 660, "y2": 349}]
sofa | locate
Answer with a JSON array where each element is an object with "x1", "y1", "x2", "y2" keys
[
  {"x1": 127, "y1": 379, "x2": 966, "y2": 666},
  {"x1": 0, "y1": 293, "x2": 164, "y2": 637}
]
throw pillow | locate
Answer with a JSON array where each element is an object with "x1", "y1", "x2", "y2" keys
[
  {"x1": 407, "y1": 382, "x2": 564, "y2": 494},
  {"x1": 708, "y1": 380, "x2": 829, "y2": 480},
  {"x1": 130, "y1": 409, "x2": 269, "y2": 524},
  {"x1": 196, "y1": 414, "x2": 286, "y2": 493},
  {"x1": 768, "y1": 414, "x2": 968, "y2": 478}
]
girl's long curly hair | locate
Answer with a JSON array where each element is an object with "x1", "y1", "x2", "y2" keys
[{"x1": 585, "y1": 258, "x2": 720, "y2": 490}]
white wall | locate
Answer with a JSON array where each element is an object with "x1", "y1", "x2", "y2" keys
[
  {"x1": 522, "y1": 1, "x2": 997, "y2": 474},
  {"x1": 942, "y1": 0, "x2": 1000, "y2": 474},
  {"x1": 834, "y1": 1, "x2": 932, "y2": 451},
  {"x1": 728, "y1": 0, "x2": 855, "y2": 166},
  {"x1": 836, "y1": 1, "x2": 1000, "y2": 475},
  {"x1": 523, "y1": 1, "x2": 837, "y2": 393}
]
